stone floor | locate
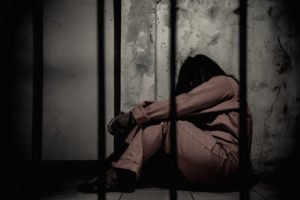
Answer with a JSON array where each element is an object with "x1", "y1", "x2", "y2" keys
[{"x1": 40, "y1": 179, "x2": 281, "y2": 200}]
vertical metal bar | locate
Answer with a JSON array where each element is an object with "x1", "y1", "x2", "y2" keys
[
  {"x1": 169, "y1": 0, "x2": 177, "y2": 200},
  {"x1": 32, "y1": 0, "x2": 43, "y2": 199},
  {"x1": 113, "y1": 0, "x2": 122, "y2": 151},
  {"x1": 113, "y1": 0, "x2": 121, "y2": 116},
  {"x1": 32, "y1": 0, "x2": 43, "y2": 162},
  {"x1": 239, "y1": 0, "x2": 249, "y2": 200},
  {"x1": 97, "y1": 0, "x2": 106, "y2": 199}
]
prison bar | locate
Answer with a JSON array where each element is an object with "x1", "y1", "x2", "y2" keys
[
  {"x1": 32, "y1": 0, "x2": 43, "y2": 163},
  {"x1": 169, "y1": 0, "x2": 178, "y2": 200},
  {"x1": 113, "y1": 0, "x2": 121, "y2": 117},
  {"x1": 239, "y1": 0, "x2": 249, "y2": 200},
  {"x1": 32, "y1": 0, "x2": 44, "y2": 199},
  {"x1": 29, "y1": 0, "x2": 250, "y2": 199},
  {"x1": 113, "y1": 0, "x2": 122, "y2": 151},
  {"x1": 97, "y1": 0, "x2": 106, "y2": 199}
]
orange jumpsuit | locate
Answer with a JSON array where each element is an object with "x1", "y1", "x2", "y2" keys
[{"x1": 112, "y1": 75, "x2": 253, "y2": 185}]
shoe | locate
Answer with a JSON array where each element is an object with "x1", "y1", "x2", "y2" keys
[
  {"x1": 77, "y1": 177, "x2": 100, "y2": 193},
  {"x1": 77, "y1": 168, "x2": 135, "y2": 193}
]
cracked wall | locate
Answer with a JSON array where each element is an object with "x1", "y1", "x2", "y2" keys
[
  {"x1": 7, "y1": 0, "x2": 300, "y2": 174},
  {"x1": 247, "y1": 0, "x2": 300, "y2": 174},
  {"x1": 121, "y1": 0, "x2": 300, "y2": 174},
  {"x1": 121, "y1": 0, "x2": 156, "y2": 111}
]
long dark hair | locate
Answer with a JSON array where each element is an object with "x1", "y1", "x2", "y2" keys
[{"x1": 175, "y1": 54, "x2": 232, "y2": 95}]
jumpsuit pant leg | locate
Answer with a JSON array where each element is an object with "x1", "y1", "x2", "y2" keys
[
  {"x1": 112, "y1": 120, "x2": 239, "y2": 184},
  {"x1": 112, "y1": 123, "x2": 165, "y2": 177}
]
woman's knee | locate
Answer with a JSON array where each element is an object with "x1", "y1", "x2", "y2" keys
[{"x1": 141, "y1": 122, "x2": 165, "y2": 159}]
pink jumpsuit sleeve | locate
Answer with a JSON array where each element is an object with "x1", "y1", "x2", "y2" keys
[{"x1": 131, "y1": 76, "x2": 235, "y2": 124}]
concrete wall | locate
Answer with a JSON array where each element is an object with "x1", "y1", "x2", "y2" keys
[
  {"x1": 42, "y1": 0, "x2": 98, "y2": 160},
  {"x1": 6, "y1": 0, "x2": 300, "y2": 175},
  {"x1": 121, "y1": 0, "x2": 300, "y2": 175},
  {"x1": 121, "y1": 0, "x2": 156, "y2": 111},
  {"x1": 8, "y1": 0, "x2": 115, "y2": 160},
  {"x1": 247, "y1": 0, "x2": 300, "y2": 174}
]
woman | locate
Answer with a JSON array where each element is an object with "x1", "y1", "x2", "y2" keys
[{"x1": 78, "y1": 54, "x2": 253, "y2": 192}]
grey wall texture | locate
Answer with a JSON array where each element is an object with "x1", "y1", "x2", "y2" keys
[
  {"x1": 8, "y1": 0, "x2": 115, "y2": 160},
  {"x1": 121, "y1": 0, "x2": 300, "y2": 175},
  {"x1": 6, "y1": 0, "x2": 300, "y2": 176}
]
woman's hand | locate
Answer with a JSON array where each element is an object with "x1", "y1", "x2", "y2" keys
[{"x1": 107, "y1": 112, "x2": 136, "y2": 136}]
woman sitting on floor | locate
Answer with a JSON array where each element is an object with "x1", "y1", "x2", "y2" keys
[{"x1": 78, "y1": 54, "x2": 253, "y2": 192}]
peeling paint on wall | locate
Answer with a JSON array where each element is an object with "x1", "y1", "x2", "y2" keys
[{"x1": 121, "y1": 0, "x2": 156, "y2": 111}]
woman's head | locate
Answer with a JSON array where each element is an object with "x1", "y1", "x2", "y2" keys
[{"x1": 175, "y1": 54, "x2": 227, "y2": 95}]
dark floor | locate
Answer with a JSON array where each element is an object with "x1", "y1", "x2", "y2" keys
[
  {"x1": 4, "y1": 161, "x2": 294, "y2": 200},
  {"x1": 39, "y1": 178, "x2": 280, "y2": 200}
]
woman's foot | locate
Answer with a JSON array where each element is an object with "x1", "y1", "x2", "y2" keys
[
  {"x1": 77, "y1": 177, "x2": 100, "y2": 193},
  {"x1": 77, "y1": 168, "x2": 136, "y2": 193}
]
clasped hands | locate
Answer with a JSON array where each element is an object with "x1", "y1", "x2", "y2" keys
[{"x1": 107, "y1": 112, "x2": 136, "y2": 136}]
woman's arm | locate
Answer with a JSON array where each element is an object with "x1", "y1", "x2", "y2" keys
[{"x1": 131, "y1": 76, "x2": 237, "y2": 124}]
